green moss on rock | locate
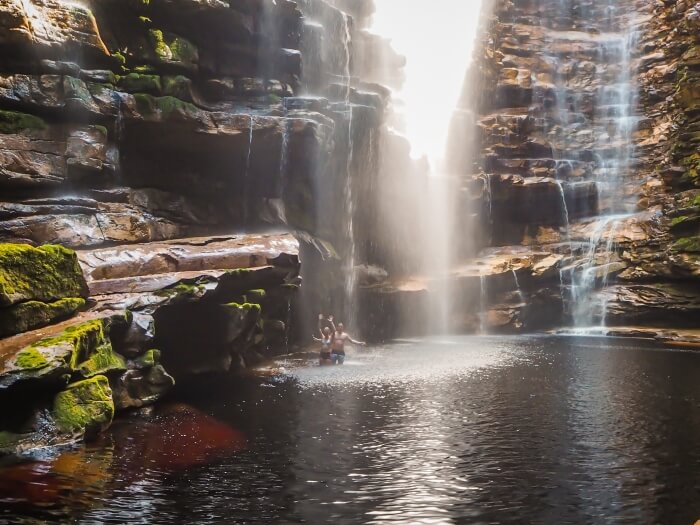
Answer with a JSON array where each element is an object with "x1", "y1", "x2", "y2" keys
[
  {"x1": 672, "y1": 236, "x2": 700, "y2": 253},
  {"x1": 148, "y1": 29, "x2": 198, "y2": 65},
  {"x1": 0, "y1": 317, "x2": 126, "y2": 392},
  {"x1": 148, "y1": 29, "x2": 169, "y2": 59},
  {"x1": 169, "y1": 36, "x2": 198, "y2": 63},
  {"x1": 14, "y1": 347, "x2": 48, "y2": 370},
  {"x1": 0, "y1": 244, "x2": 88, "y2": 308},
  {"x1": 133, "y1": 94, "x2": 198, "y2": 117},
  {"x1": 76, "y1": 342, "x2": 127, "y2": 379},
  {"x1": 133, "y1": 65, "x2": 156, "y2": 74},
  {"x1": 133, "y1": 348, "x2": 160, "y2": 369},
  {"x1": 670, "y1": 214, "x2": 700, "y2": 232},
  {"x1": 118, "y1": 72, "x2": 162, "y2": 95},
  {"x1": 34, "y1": 319, "x2": 106, "y2": 368},
  {"x1": 51, "y1": 375, "x2": 114, "y2": 435},
  {"x1": 155, "y1": 282, "x2": 205, "y2": 299},
  {"x1": 226, "y1": 302, "x2": 262, "y2": 312},
  {"x1": 162, "y1": 75, "x2": 192, "y2": 101},
  {"x1": 0, "y1": 110, "x2": 47, "y2": 134},
  {"x1": 0, "y1": 297, "x2": 86, "y2": 338},
  {"x1": 112, "y1": 51, "x2": 126, "y2": 67}
]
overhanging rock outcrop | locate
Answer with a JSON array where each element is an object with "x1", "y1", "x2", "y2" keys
[{"x1": 0, "y1": 233, "x2": 300, "y2": 454}]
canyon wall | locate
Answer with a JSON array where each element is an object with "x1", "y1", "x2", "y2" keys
[
  {"x1": 440, "y1": 0, "x2": 700, "y2": 339},
  {"x1": 0, "y1": 0, "x2": 392, "y2": 452}
]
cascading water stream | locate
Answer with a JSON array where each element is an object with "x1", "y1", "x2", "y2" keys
[
  {"x1": 538, "y1": 0, "x2": 641, "y2": 330},
  {"x1": 512, "y1": 269, "x2": 526, "y2": 305},
  {"x1": 339, "y1": 12, "x2": 358, "y2": 329},
  {"x1": 242, "y1": 115, "x2": 255, "y2": 224},
  {"x1": 370, "y1": 0, "x2": 484, "y2": 334},
  {"x1": 479, "y1": 274, "x2": 488, "y2": 335}
]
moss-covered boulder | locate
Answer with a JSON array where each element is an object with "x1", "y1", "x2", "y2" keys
[
  {"x1": 0, "y1": 244, "x2": 88, "y2": 307},
  {"x1": 672, "y1": 236, "x2": 700, "y2": 253},
  {"x1": 51, "y1": 375, "x2": 114, "y2": 436},
  {"x1": 222, "y1": 302, "x2": 262, "y2": 343},
  {"x1": 133, "y1": 93, "x2": 198, "y2": 119},
  {"x1": 0, "y1": 318, "x2": 126, "y2": 391},
  {"x1": 75, "y1": 339, "x2": 127, "y2": 379},
  {"x1": 0, "y1": 340, "x2": 73, "y2": 391},
  {"x1": 0, "y1": 297, "x2": 86, "y2": 338},
  {"x1": 0, "y1": 110, "x2": 47, "y2": 134},
  {"x1": 162, "y1": 75, "x2": 194, "y2": 101},
  {"x1": 118, "y1": 72, "x2": 162, "y2": 95},
  {"x1": 148, "y1": 29, "x2": 198, "y2": 68}
]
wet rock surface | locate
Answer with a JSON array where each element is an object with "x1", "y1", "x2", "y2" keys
[
  {"x1": 0, "y1": 233, "x2": 300, "y2": 453},
  {"x1": 0, "y1": 0, "x2": 387, "y2": 452},
  {"x1": 427, "y1": 0, "x2": 700, "y2": 335}
]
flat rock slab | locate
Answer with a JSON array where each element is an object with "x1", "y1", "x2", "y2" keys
[
  {"x1": 77, "y1": 233, "x2": 300, "y2": 289},
  {"x1": 0, "y1": 311, "x2": 111, "y2": 365},
  {"x1": 560, "y1": 326, "x2": 700, "y2": 349}
]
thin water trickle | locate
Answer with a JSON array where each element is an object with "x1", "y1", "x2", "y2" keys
[
  {"x1": 243, "y1": 115, "x2": 255, "y2": 223},
  {"x1": 512, "y1": 269, "x2": 525, "y2": 305},
  {"x1": 554, "y1": 179, "x2": 571, "y2": 241},
  {"x1": 479, "y1": 274, "x2": 488, "y2": 335},
  {"x1": 569, "y1": 214, "x2": 629, "y2": 327}
]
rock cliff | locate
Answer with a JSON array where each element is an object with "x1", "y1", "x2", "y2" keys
[
  {"x1": 443, "y1": 0, "x2": 700, "y2": 339},
  {"x1": 0, "y1": 0, "x2": 390, "y2": 451}
]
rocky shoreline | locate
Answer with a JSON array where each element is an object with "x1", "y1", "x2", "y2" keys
[{"x1": 0, "y1": 233, "x2": 302, "y2": 454}]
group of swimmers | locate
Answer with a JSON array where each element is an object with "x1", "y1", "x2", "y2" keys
[{"x1": 313, "y1": 314, "x2": 366, "y2": 365}]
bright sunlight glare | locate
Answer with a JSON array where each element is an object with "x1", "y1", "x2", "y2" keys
[{"x1": 370, "y1": 0, "x2": 484, "y2": 167}]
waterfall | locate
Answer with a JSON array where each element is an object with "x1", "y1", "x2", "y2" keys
[
  {"x1": 554, "y1": 179, "x2": 571, "y2": 236},
  {"x1": 512, "y1": 269, "x2": 526, "y2": 305},
  {"x1": 243, "y1": 115, "x2": 255, "y2": 224},
  {"x1": 538, "y1": 0, "x2": 641, "y2": 329},
  {"x1": 479, "y1": 274, "x2": 488, "y2": 335},
  {"x1": 369, "y1": 0, "x2": 485, "y2": 333},
  {"x1": 339, "y1": 12, "x2": 359, "y2": 329}
]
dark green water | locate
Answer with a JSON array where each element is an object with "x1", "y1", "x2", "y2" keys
[{"x1": 1, "y1": 336, "x2": 699, "y2": 524}]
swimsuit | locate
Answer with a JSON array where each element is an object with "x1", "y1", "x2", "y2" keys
[{"x1": 320, "y1": 338, "x2": 332, "y2": 360}]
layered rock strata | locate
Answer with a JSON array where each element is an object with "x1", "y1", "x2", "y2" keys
[
  {"x1": 445, "y1": 0, "x2": 700, "y2": 334},
  {"x1": 0, "y1": 0, "x2": 397, "y2": 451},
  {"x1": 0, "y1": 234, "x2": 300, "y2": 452}
]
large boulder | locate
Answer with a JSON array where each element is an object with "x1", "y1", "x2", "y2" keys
[
  {"x1": 0, "y1": 0, "x2": 109, "y2": 59},
  {"x1": 51, "y1": 375, "x2": 114, "y2": 436},
  {"x1": 0, "y1": 243, "x2": 88, "y2": 337},
  {"x1": 0, "y1": 316, "x2": 124, "y2": 392},
  {"x1": 0, "y1": 297, "x2": 86, "y2": 338},
  {"x1": 0, "y1": 243, "x2": 87, "y2": 307}
]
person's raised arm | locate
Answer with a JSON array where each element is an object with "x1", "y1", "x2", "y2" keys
[
  {"x1": 348, "y1": 334, "x2": 367, "y2": 346},
  {"x1": 318, "y1": 314, "x2": 325, "y2": 338},
  {"x1": 327, "y1": 315, "x2": 337, "y2": 332}
]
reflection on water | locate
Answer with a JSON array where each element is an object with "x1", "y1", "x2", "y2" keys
[{"x1": 1, "y1": 336, "x2": 699, "y2": 524}]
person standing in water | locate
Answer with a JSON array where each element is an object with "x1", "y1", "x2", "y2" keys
[
  {"x1": 328, "y1": 317, "x2": 366, "y2": 365},
  {"x1": 313, "y1": 314, "x2": 334, "y2": 366}
]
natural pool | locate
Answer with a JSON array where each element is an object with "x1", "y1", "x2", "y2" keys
[{"x1": 1, "y1": 336, "x2": 699, "y2": 524}]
